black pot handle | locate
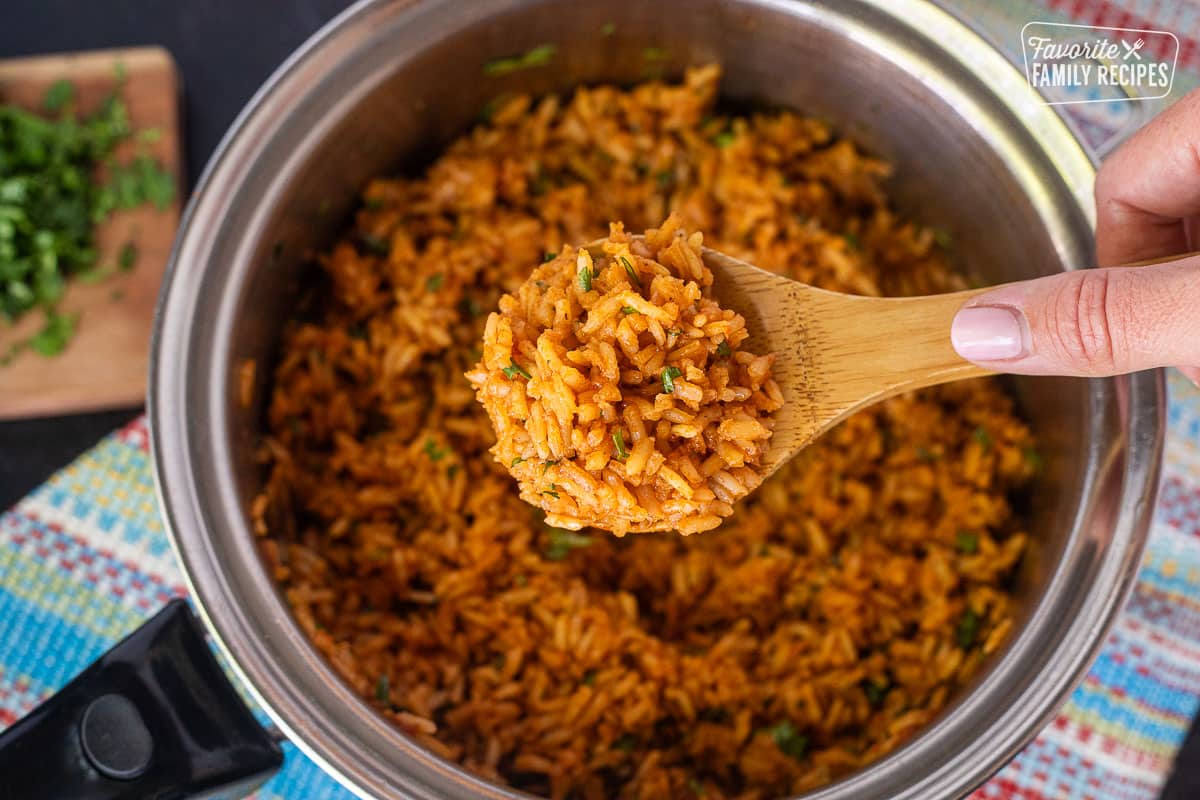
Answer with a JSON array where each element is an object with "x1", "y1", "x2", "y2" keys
[{"x1": 0, "y1": 599, "x2": 284, "y2": 799}]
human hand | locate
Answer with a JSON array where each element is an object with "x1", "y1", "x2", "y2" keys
[{"x1": 949, "y1": 89, "x2": 1200, "y2": 385}]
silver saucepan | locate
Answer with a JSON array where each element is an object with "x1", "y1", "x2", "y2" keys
[{"x1": 148, "y1": 1, "x2": 1164, "y2": 798}]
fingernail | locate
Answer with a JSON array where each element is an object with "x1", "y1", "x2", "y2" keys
[{"x1": 951, "y1": 305, "x2": 1029, "y2": 361}]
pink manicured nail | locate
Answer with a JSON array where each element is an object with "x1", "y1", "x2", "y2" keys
[{"x1": 951, "y1": 306, "x2": 1028, "y2": 361}]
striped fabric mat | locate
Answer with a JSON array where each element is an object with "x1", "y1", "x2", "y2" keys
[{"x1": 4, "y1": 2, "x2": 1200, "y2": 798}]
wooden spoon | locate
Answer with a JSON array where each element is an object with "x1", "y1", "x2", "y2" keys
[
  {"x1": 696, "y1": 245, "x2": 1187, "y2": 481},
  {"x1": 583, "y1": 236, "x2": 990, "y2": 482},
  {"x1": 698, "y1": 246, "x2": 991, "y2": 479}
]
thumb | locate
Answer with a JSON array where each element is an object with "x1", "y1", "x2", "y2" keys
[{"x1": 949, "y1": 258, "x2": 1200, "y2": 376}]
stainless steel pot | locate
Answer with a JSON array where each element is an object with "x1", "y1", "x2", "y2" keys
[{"x1": 150, "y1": 1, "x2": 1165, "y2": 798}]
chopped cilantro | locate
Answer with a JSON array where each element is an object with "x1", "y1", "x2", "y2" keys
[
  {"x1": 578, "y1": 265, "x2": 592, "y2": 292},
  {"x1": 502, "y1": 359, "x2": 532, "y2": 380},
  {"x1": 716, "y1": 340, "x2": 731, "y2": 357},
  {"x1": 661, "y1": 365, "x2": 683, "y2": 394},
  {"x1": 767, "y1": 720, "x2": 808, "y2": 761},
  {"x1": 713, "y1": 131, "x2": 735, "y2": 148},
  {"x1": 973, "y1": 426, "x2": 992, "y2": 451},
  {"x1": 375, "y1": 673, "x2": 390, "y2": 703},
  {"x1": 621, "y1": 305, "x2": 639, "y2": 315},
  {"x1": 0, "y1": 78, "x2": 174, "y2": 360},
  {"x1": 425, "y1": 272, "x2": 444, "y2": 292},
  {"x1": 542, "y1": 484, "x2": 560, "y2": 499},
  {"x1": 42, "y1": 79, "x2": 74, "y2": 112},
  {"x1": 601, "y1": 22, "x2": 616, "y2": 36},
  {"x1": 1023, "y1": 447, "x2": 1044, "y2": 472},
  {"x1": 511, "y1": 456, "x2": 527, "y2": 467},
  {"x1": 956, "y1": 531, "x2": 979, "y2": 554},
  {"x1": 619, "y1": 255, "x2": 641, "y2": 288},
  {"x1": 957, "y1": 608, "x2": 980, "y2": 649},
  {"x1": 844, "y1": 231, "x2": 861, "y2": 250},
  {"x1": 863, "y1": 679, "x2": 889, "y2": 708},
  {"x1": 358, "y1": 233, "x2": 389, "y2": 256},
  {"x1": 544, "y1": 251, "x2": 557, "y2": 262},
  {"x1": 423, "y1": 438, "x2": 448, "y2": 461},
  {"x1": 484, "y1": 44, "x2": 557, "y2": 77},
  {"x1": 29, "y1": 311, "x2": 78, "y2": 356},
  {"x1": 612, "y1": 429, "x2": 630, "y2": 460},
  {"x1": 118, "y1": 241, "x2": 137, "y2": 271},
  {"x1": 544, "y1": 528, "x2": 591, "y2": 560}
]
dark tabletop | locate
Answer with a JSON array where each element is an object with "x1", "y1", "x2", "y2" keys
[{"x1": 0, "y1": 3, "x2": 1196, "y2": 798}]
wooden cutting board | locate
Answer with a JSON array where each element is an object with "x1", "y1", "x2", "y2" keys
[{"x1": 0, "y1": 47, "x2": 183, "y2": 420}]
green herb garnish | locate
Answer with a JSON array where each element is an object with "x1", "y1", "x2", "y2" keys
[
  {"x1": 578, "y1": 265, "x2": 593, "y2": 292},
  {"x1": 582, "y1": 669, "x2": 597, "y2": 687},
  {"x1": 863, "y1": 679, "x2": 889, "y2": 708},
  {"x1": 643, "y1": 47, "x2": 669, "y2": 61},
  {"x1": 619, "y1": 255, "x2": 640, "y2": 288},
  {"x1": 28, "y1": 310, "x2": 78, "y2": 356},
  {"x1": 844, "y1": 231, "x2": 861, "y2": 250},
  {"x1": 542, "y1": 484, "x2": 560, "y2": 499},
  {"x1": 716, "y1": 339, "x2": 731, "y2": 357},
  {"x1": 42, "y1": 79, "x2": 74, "y2": 113},
  {"x1": 956, "y1": 531, "x2": 979, "y2": 554},
  {"x1": 359, "y1": 233, "x2": 389, "y2": 256},
  {"x1": 425, "y1": 272, "x2": 444, "y2": 292},
  {"x1": 661, "y1": 365, "x2": 683, "y2": 394},
  {"x1": 767, "y1": 720, "x2": 808, "y2": 761},
  {"x1": 0, "y1": 77, "x2": 174, "y2": 360},
  {"x1": 713, "y1": 131, "x2": 735, "y2": 148},
  {"x1": 502, "y1": 359, "x2": 532, "y2": 380},
  {"x1": 601, "y1": 22, "x2": 616, "y2": 36},
  {"x1": 973, "y1": 426, "x2": 992, "y2": 451},
  {"x1": 1023, "y1": 447, "x2": 1044, "y2": 473},
  {"x1": 118, "y1": 241, "x2": 137, "y2": 271},
  {"x1": 621, "y1": 305, "x2": 639, "y2": 315},
  {"x1": 544, "y1": 251, "x2": 557, "y2": 262},
  {"x1": 375, "y1": 673, "x2": 390, "y2": 703},
  {"x1": 613, "y1": 733, "x2": 637, "y2": 752},
  {"x1": 423, "y1": 438, "x2": 448, "y2": 461},
  {"x1": 957, "y1": 608, "x2": 980, "y2": 649},
  {"x1": 511, "y1": 456, "x2": 527, "y2": 467},
  {"x1": 612, "y1": 429, "x2": 630, "y2": 460},
  {"x1": 484, "y1": 44, "x2": 557, "y2": 77},
  {"x1": 544, "y1": 528, "x2": 591, "y2": 560}
]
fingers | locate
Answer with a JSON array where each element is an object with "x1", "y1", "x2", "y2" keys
[
  {"x1": 1095, "y1": 88, "x2": 1200, "y2": 266},
  {"x1": 950, "y1": 257, "x2": 1200, "y2": 376}
]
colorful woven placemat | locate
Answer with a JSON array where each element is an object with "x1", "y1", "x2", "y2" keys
[{"x1": 4, "y1": 3, "x2": 1200, "y2": 798}]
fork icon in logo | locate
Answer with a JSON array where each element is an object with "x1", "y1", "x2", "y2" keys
[{"x1": 1122, "y1": 38, "x2": 1146, "y2": 60}]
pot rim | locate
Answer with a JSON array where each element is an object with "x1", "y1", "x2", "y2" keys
[{"x1": 149, "y1": 1, "x2": 1165, "y2": 798}]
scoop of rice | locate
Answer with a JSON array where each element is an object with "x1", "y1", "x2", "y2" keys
[{"x1": 467, "y1": 215, "x2": 781, "y2": 534}]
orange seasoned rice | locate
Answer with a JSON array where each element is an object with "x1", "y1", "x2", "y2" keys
[
  {"x1": 254, "y1": 65, "x2": 1038, "y2": 799},
  {"x1": 467, "y1": 216, "x2": 779, "y2": 535}
]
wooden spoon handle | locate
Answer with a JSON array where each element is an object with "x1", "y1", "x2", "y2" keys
[{"x1": 808, "y1": 288, "x2": 994, "y2": 410}]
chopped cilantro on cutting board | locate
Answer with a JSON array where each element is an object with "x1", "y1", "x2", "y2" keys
[{"x1": 0, "y1": 70, "x2": 175, "y2": 364}]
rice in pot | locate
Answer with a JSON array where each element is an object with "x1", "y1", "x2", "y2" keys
[{"x1": 254, "y1": 65, "x2": 1037, "y2": 799}]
